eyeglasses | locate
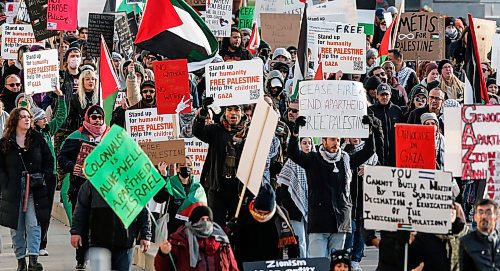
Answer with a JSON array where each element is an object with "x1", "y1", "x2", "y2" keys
[
  {"x1": 288, "y1": 108, "x2": 299, "y2": 113},
  {"x1": 142, "y1": 89, "x2": 155, "y2": 94},
  {"x1": 6, "y1": 83, "x2": 21, "y2": 87},
  {"x1": 429, "y1": 96, "x2": 443, "y2": 101},
  {"x1": 19, "y1": 115, "x2": 32, "y2": 119},
  {"x1": 414, "y1": 97, "x2": 427, "y2": 103},
  {"x1": 90, "y1": 114, "x2": 103, "y2": 120}
]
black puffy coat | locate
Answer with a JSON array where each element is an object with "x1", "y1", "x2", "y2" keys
[
  {"x1": 0, "y1": 131, "x2": 54, "y2": 229},
  {"x1": 460, "y1": 230, "x2": 500, "y2": 271}
]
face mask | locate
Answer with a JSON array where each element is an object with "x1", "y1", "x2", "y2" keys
[
  {"x1": 69, "y1": 57, "x2": 81, "y2": 69},
  {"x1": 192, "y1": 220, "x2": 214, "y2": 237},
  {"x1": 179, "y1": 167, "x2": 191, "y2": 178},
  {"x1": 445, "y1": 28, "x2": 458, "y2": 38}
]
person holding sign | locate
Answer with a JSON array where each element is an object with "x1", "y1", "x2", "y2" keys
[
  {"x1": 58, "y1": 105, "x2": 110, "y2": 270},
  {"x1": 0, "y1": 108, "x2": 54, "y2": 271},
  {"x1": 288, "y1": 115, "x2": 377, "y2": 258},
  {"x1": 111, "y1": 80, "x2": 156, "y2": 128}
]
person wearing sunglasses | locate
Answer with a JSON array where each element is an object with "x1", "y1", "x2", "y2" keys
[
  {"x1": 403, "y1": 85, "x2": 428, "y2": 122},
  {"x1": 407, "y1": 87, "x2": 445, "y2": 132},
  {"x1": 111, "y1": 81, "x2": 157, "y2": 128},
  {"x1": 58, "y1": 105, "x2": 110, "y2": 270},
  {"x1": 1, "y1": 74, "x2": 23, "y2": 113}
]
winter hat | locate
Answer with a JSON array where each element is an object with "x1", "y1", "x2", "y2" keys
[
  {"x1": 112, "y1": 52, "x2": 123, "y2": 61},
  {"x1": 364, "y1": 76, "x2": 382, "y2": 90},
  {"x1": 455, "y1": 18, "x2": 465, "y2": 29},
  {"x1": 330, "y1": 250, "x2": 351, "y2": 270},
  {"x1": 189, "y1": 205, "x2": 213, "y2": 223},
  {"x1": 445, "y1": 17, "x2": 456, "y2": 27},
  {"x1": 32, "y1": 107, "x2": 46, "y2": 122},
  {"x1": 272, "y1": 62, "x2": 290, "y2": 73},
  {"x1": 377, "y1": 83, "x2": 391, "y2": 95},
  {"x1": 15, "y1": 93, "x2": 34, "y2": 109},
  {"x1": 427, "y1": 80, "x2": 440, "y2": 91},
  {"x1": 267, "y1": 70, "x2": 284, "y2": 87},
  {"x1": 486, "y1": 78, "x2": 497, "y2": 88},
  {"x1": 444, "y1": 99, "x2": 461, "y2": 108},
  {"x1": 410, "y1": 84, "x2": 428, "y2": 101},
  {"x1": 270, "y1": 78, "x2": 283, "y2": 88},
  {"x1": 425, "y1": 62, "x2": 438, "y2": 76},
  {"x1": 133, "y1": 62, "x2": 145, "y2": 79},
  {"x1": 64, "y1": 47, "x2": 81, "y2": 61},
  {"x1": 85, "y1": 105, "x2": 105, "y2": 122},
  {"x1": 30, "y1": 45, "x2": 45, "y2": 52},
  {"x1": 272, "y1": 48, "x2": 291, "y2": 60},
  {"x1": 387, "y1": 6, "x2": 398, "y2": 16},
  {"x1": 437, "y1": 59, "x2": 452, "y2": 74},
  {"x1": 250, "y1": 182, "x2": 277, "y2": 223},
  {"x1": 375, "y1": 8, "x2": 385, "y2": 19},
  {"x1": 420, "y1": 112, "x2": 439, "y2": 124},
  {"x1": 140, "y1": 80, "x2": 155, "y2": 90}
]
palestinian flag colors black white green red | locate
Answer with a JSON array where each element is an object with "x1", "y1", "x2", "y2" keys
[
  {"x1": 99, "y1": 37, "x2": 120, "y2": 126},
  {"x1": 134, "y1": 0, "x2": 219, "y2": 72}
]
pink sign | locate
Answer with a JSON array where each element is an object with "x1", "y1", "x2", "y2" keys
[{"x1": 47, "y1": 0, "x2": 78, "y2": 31}]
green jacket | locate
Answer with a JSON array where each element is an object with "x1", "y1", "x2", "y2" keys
[{"x1": 38, "y1": 96, "x2": 67, "y2": 174}]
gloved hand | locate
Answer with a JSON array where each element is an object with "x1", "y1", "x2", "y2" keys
[
  {"x1": 199, "y1": 97, "x2": 214, "y2": 117},
  {"x1": 362, "y1": 115, "x2": 374, "y2": 126},
  {"x1": 226, "y1": 217, "x2": 240, "y2": 238},
  {"x1": 293, "y1": 116, "x2": 306, "y2": 135}
]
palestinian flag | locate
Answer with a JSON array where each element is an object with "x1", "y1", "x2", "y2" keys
[
  {"x1": 357, "y1": 9, "x2": 376, "y2": 35},
  {"x1": 290, "y1": 0, "x2": 308, "y2": 100},
  {"x1": 247, "y1": 21, "x2": 260, "y2": 56},
  {"x1": 165, "y1": 176, "x2": 207, "y2": 220},
  {"x1": 99, "y1": 37, "x2": 120, "y2": 126},
  {"x1": 314, "y1": 57, "x2": 323, "y2": 80},
  {"x1": 135, "y1": 0, "x2": 219, "y2": 72},
  {"x1": 464, "y1": 14, "x2": 490, "y2": 105},
  {"x1": 379, "y1": 8, "x2": 401, "y2": 64}
]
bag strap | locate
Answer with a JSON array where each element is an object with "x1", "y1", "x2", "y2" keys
[{"x1": 18, "y1": 151, "x2": 28, "y2": 173}]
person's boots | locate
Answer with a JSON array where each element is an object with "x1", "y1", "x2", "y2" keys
[
  {"x1": 17, "y1": 258, "x2": 27, "y2": 271},
  {"x1": 28, "y1": 256, "x2": 43, "y2": 271}
]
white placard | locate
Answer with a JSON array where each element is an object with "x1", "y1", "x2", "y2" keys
[
  {"x1": 298, "y1": 80, "x2": 369, "y2": 138},
  {"x1": 1, "y1": 24, "x2": 45, "y2": 59},
  {"x1": 364, "y1": 166, "x2": 453, "y2": 234},
  {"x1": 206, "y1": 59, "x2": 264, "y2": 107},
  {"x1": 205, "y1": 0, "x2": 232, "y2": 37},
  {"x1": 23, "y1": 49, "x2": 59, "y2": 94},
  {"x1": 444, "y1": 107, "x2": 462, "y2": 177},
  {"x1": 184, "y1": 138, "x2": 208, "y2": 180},
  {"x1": 308, "y1": 0, "x2": 357, "y2": 26},
  {"x1": 253, "y1": 0, "x2": 284, "y2": 25},
  {"x1": 5, "y1": 3, "x2": 20, "y2": 24},
  {"x1": 316, "y1": 32, "x2": 366, "y2": 74},
  {"x1": 125, "y1": 108, "x2": 176, "y2": 143}
]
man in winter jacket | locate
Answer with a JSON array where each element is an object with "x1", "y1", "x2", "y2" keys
[
  {"x1": 288, "y1": 115, "x2": 376, "y2": 258},
  {"x1": 368, "y1": 83, "x2": 404, "y2": 166},
  {"x1": 193, "y1": 97, "x2": 249, "y2": 226},
  {"x1": 388, "y1": 49, "x2": 418, "y2": 95},
  {"x1": 111, "y1": 80, "x2": 156, "y2": 128},
  {"x1": 460, "y1": 199, "x2": 500, "y2": 271},
  {"x1": 407, "y1": 87, "x2": 445, "y2": 132}
]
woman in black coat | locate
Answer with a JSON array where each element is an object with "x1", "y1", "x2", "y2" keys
[{"x1": 0, "y1": 108, "x2": 54, "y2": 271}]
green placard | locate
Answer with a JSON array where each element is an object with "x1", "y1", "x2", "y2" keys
[
  {"x1": 83, "y1": 125, "x2": 165, "y2": 229},
  {"x1": 238, "y1": 6, "x2": 255, "y2": 29}
]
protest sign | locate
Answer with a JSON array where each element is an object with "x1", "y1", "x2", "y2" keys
[
  {"x1": 114, "y1": 92, "x2": 127, "y2": 110},
  {"x1": 253, "y1": 0, "x2": 284, "y2": 25},
  {"x1": 186, "y1": 0, "x2": 206, "y2": 8},
  {"x1": 282, "y1": 0, "x2": 304, "y2": 15},
  {"x1": 461, "y1": 105, "x2": 500, "y2": 180},
  {"x1": 1, "y1": 24, "x2": 45, "y2": 59},
  {"x1": 17, "y1": 0, "x2": 31, "y2": 23},
  {"x1": 316, "y1": 32, "x2": 366, "y2": 74},
  {"x1": 153, "y1": 59, "x2": 191, "y2": 115},
  {"x1": 77, "y1": 0, "x2": 107, "y2": 27},
  {"x1": 115, "y1": 13, "x2": 134, "y2": 57},
  {"x1": 47, "y1": 0, "x2": 78, "y2": 31},
  {"x1": 26, "y1": 0, "x2": 58, "y2": 41},
  {"x1": 138, "y1": 140, "x2": 186, "y2": 166},
  {"x1": 492, "y1": 34, "x2": 500, "y2": 70},
  {"x1": 205, "y1": 0, "x2": 232, "y2": 37},
  {"x1": 243, "y1": 258, "x2": 330, "y2": 271},
  {"x1": 88, "y1": 13, "x2": 115, "y2": 58},
  {"x1": 444, "y1": 107, "x2": 462, "y2": 177},
  {"x1": 73, "y1": 143, "x2": 95, "y2": 178},
  {"x1": 83, "y1": 125, "x2": 165, "y2": 229},
  {"x1": 238, "y1": 7, "x2": 254, "y2": 29},
  {"x1": 237, "y1": 98, "x2": 279, "y2": 196},
  {"x1": 126, "y1": 12, "x2": 138, "y2": 40},
  {"x1": 395, "y1": 124, "x2": 436, "y2": 169},
  {"x1": 394, "y1": 12, "x2": 444, "y2": 61},
  {"x1": 184, "y1": 138, "x2": 208, "y2": 179},
  {"x1": 364, "y1": 165, "x2": 453, "y2": 234},
  {"x1": 484, "y1": 152, "x2": 500, "y2": 203},
  {"x1": 261, "y1": 13, "x2": 300, "y2": 52},
  {"x1": 5, "y1": 3, "x2": 20, "y2": 24},
  {"x1": 356, "y1": 0, "x2": 376, "y2": 10},
  {"x1": 472, "y1": 18, "x2": 497, "y2": 63},
  {"x1": 125, "y1": 108, "x2": 176, "y2": 143},
  {"x1": 206, "y1": 59, "x2": 264, "y2": 107},
  {"x1": 298, "y1": 80, "x2": 369, "y2": 138},
  {"x1": 23, "y1": 49, "x2": 59, "y2": 94},
  {"x1": 309, "y1": 0, "x2": 357, "y2": 26}
]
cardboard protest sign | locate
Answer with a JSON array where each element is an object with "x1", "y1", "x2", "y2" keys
[
  {"x1": 184, "y1": 138, "x2": 208, "y2": 180},
  {"x1": 461, "y1": 105, "x2": 500, "y2": 180},
  {"x1": 238, "y1": 7, "x2": 254, "y2": 29},
  {"x1": 153, "y1": 59, "x2": 191, "y2": 115},
  {"x1": 261, "y1": 13, "x2": 301, "y2": 52},
  {"x1": 206, "y1": 59, "x2": 264, "y2": 107},
  {"x1": 138, "y1": 140, "x2": 186, "y2": 165},
  {"x1": 472, "y1": 18, "x2": 497, "y2": 63},
  {"x1": 298, "y1": 80, "x2": 369, "y2": 138},
  {"x1": 87, "y1": 13, "x2": 115, "y2": 58},
  {"x1": 73, "y1": 143, "x2": 95, "y2": 178},
  {"x1": 83, "y1": 125, "x2": 165, "y2": 229},
  {"x1": 394, "y1": 12, "x2": 444, "y2": 61},
  {"x1": 205, "y1": 0, "x2": 232, "y2": 37},
  {"x1": 26, "y1": 0, "x2": 58, "y2": 41},
  {"x1": 243, "y1": 258, "x2": 330, "y2": 271},
  {"x1": 125, "y1": 108, "x2": 176, "y2": 143},
  {"x1": 115, "y1": 13, "x2": 134, "y2": 57},
  {"x1": 364, "y1": 165, "x2": 453, "y2": 234},
  {"x1": 47, "y1": 0, "x2": 78, "y2": 31},
  {"x1": 1, "y1": 24, "x2": 45, "y2": 59},
  {"x1": 316, "y1": 32, "x2": 366, "y2": 74},
  {"x1": 443, "y1": 107, "x2": 462, "y2": 177},
  {"x1": 5, "y1": 3, "x2": 20, "y2": 24},
  {"x1": 484, "y1": 152, "x2": 500, "y2": 203},
  {"x1": 23, "y1": 49, "x2": 59, "y2": 94},
  {"x1": 237, "y1": 98, "x2": 279, "y2": 195},
  {"x1": 395, "y1": 124, "x2": 436, "y2": 169}
]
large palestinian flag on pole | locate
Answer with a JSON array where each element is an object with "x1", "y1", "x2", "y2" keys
[
  {"x1": 134, "y1": 0, "x2": 219, "y2": 72},
  {"x1": 99, "y1": 37, "x2": 120, "y2": 126}
]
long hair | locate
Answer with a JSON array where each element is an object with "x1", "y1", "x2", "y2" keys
[
  {"x1": 1, "y1": 108, "x2": 34, "y2": 151},
  {"x1": 77, "y1": 69, "x2": 98, "y2": 109}
]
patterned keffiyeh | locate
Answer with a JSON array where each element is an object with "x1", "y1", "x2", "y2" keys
[{"x1": 277, "y1": 159, "x2": 308, "y2": 221}]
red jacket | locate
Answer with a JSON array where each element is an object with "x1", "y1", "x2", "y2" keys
[{"x1": 154, "y1": 226, "x2": 239, "y2": 271}]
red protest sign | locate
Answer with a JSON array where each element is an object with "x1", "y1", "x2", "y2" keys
[
  {"x1": 153, "y1": 59, "x2": 191, "y2": 115},
  {"x1": 47, "y1": 0, "x2": 78, "y2": 31},
  {"x1": 395, "y1": 124, "x2": 436, "y2": 169}
]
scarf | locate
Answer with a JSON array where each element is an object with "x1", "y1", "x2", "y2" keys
[
  {"x1": 351, "y1": 141, "x2": 378, "y2": 166},
  {"x1": 275, "y1": 206, "x2": 298, "y2": 248},
  {"x1": 277, "y1": 159, "x2": 308, "y2": 221},
  {"x1": 319, "y1": 145, "x2": 343, "y2": 172},
  {"x1": 220, "y1": 114, "x2": 248, "y2": 135},
  {"x1": 396, "y1": 64, "x2": 412, "y2": 88},
  {"x1": 185, "y1": 221, "x2": 229, "y2": 268},
  {"x1": 439, "y1": 74, "x2": 464, "y2": 100},
  {"x1": 82, "y1": 121, "x2": 108, "y2": 140}
]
